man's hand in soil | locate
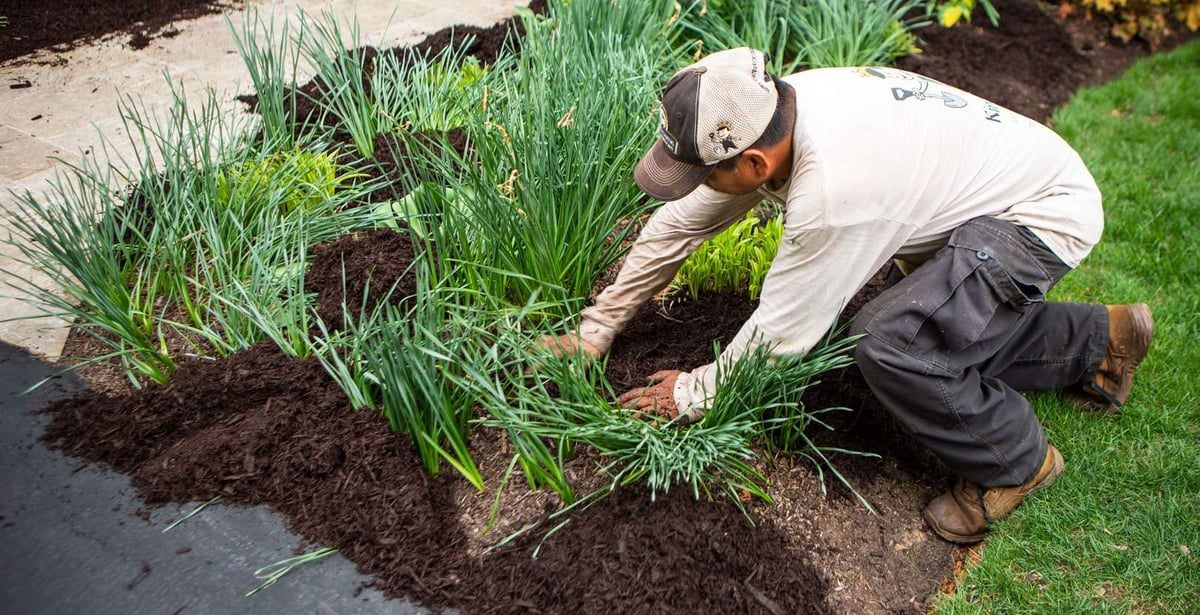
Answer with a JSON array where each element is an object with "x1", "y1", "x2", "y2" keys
[
  {"x1": 534, "y1": 333, "x2": 601, "y2": 361},
  {"x1": 527, "y1": 333, "x2": 602, "y2": 376},
  {"x1": 617, "y1": 370, "x2": 688, "y2": 423}
]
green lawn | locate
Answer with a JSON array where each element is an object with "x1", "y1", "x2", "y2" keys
[{"x1": 934, "y1": 40, "x2": 1200, "y2": 614}]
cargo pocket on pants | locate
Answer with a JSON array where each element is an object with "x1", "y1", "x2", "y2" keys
[
  {"x1": 926, "y1": 248, "x2": 1008, "y2": 352},
  {"x1": 859, "y1": 244, "x2": 988, "y2": 354},
  {"x1": 931, "y1": 225, "x2": 1052, "y2": 353}
]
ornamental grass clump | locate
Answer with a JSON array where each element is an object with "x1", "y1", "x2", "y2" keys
[
  {"x1": 378, "y1": 49, "x2": 489, "y2": 133},
  {"x1": 309, "y1": 269, "x2": 558, "y2": 490},
  {"x1": 422, "y1": 0, "x2": 685, "y2": 319},
  {"x1": 295, "y1": 12, "x2": 382, "y2": 158},
  {"x1": 672, "y1": 0, "x2": 814, "y2": 74},
  {"x1": 674, "y1": 0, "x2": 927, "y2": 71},
  {"x1": 292, "y1": 11, "x2": 494, "y2": 157},
  {"x1": 453, "y1": 324, "x2": 869, "y2": 510},
  {"x1": 355, "y1": 291, "x2": 488, "y2": 490},
  {"x1": 790, "y1": 0, "x2": 928, "y2": 67},
  {"x1": 702, "y1": 334, "x2": 877, "y2": 510},
  {"x1": 480, "y1": 348, "x2": 770, "y2": 506},
  {"x1": 184, "y1": 216, "x2": 323, "y2": 360},
  {"x1": 2, "y1": 81, "x2": 379, "y2": 384},
  {"x1": 228, "y1": 9, "x2": 305, "y2": 146}
]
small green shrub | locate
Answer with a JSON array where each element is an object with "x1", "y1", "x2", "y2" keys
[
  {"x1": 216, "y1": 148, "x2": 350, "y2": 214},
  {"x1": 671, "y1": 210, "x2": 782, "y2": 300}
]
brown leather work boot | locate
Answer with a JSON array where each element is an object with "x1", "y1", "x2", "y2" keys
[
  {"x1": 923, "y1": 446, "x2": 1064, "y2": 544},
  {"x1": 1068, "y1": 303, "x2": 1154, "y2": 413}
]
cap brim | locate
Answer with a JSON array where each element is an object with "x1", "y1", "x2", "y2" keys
[{"x1": 634, "y1": 140, "x2": 714, "y2": 202}]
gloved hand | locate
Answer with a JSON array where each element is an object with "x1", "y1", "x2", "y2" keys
[{"x1": 616, "y1": 370, "x2": 692, "y2": 424}]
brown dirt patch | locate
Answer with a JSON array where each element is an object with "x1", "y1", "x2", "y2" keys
[{"x1": 896, "y1": 0, "x2": 1198, "y2": 123}]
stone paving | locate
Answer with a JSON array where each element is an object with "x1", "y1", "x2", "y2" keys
[{"x1": 0, "y1": 0, "x2": 522, "y2": 359}]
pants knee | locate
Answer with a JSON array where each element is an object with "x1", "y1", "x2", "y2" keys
[{"x1": 852, "y1": 330, "x2": 885, "y2": 375}]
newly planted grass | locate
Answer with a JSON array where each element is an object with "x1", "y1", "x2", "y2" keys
[
  {"x1": 456, "y1": 327, "x2": 865, "y2": 508},
  {"x1": 426, "y1": 0, "x2": 683, "y2": 316},
  {"x1": 296, "y1": 12, "x2": 383, "y2": 158},
  {"x1": 934, "y1": 40, "x2": 1200, "y2": 614},
  {"x1": 289, "y1": 10, "x2": 495, "y2": 157},
  {"x1": 228, "y1": 9, "x2": 305, "y2": 146}
]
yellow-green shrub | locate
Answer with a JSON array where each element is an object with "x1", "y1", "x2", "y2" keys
[
  {"x1": 217, "y1": 148, "x2": 349, "y2": 214},
  {"x1": 671, "y1": 210, "x2": 782, "y2": 300}
]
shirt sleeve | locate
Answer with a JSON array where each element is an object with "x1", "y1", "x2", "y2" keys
[
  {"x1": 578, "y1": 186, "x2": 760, "y2": 353},
  {"x1": 675, "y1": 218, "x2": 914, "y2": 413}
]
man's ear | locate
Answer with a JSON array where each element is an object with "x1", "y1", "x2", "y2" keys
[{"x1": 740, "y1": 148, "x2": 772, "y2": 180}]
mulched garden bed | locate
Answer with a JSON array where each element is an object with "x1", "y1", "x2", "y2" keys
[{"x1": 40, "y1": 1, "x2": 1199, "y2": 613}]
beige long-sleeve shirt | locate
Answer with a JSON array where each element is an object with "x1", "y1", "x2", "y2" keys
[{"x1": 580, "y1": 67, "x2": 1103, "y2": 414}]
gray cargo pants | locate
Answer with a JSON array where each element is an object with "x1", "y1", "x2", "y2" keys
[{"x1": 851, "y1": 216, "x2": 1108, "y2": 488}]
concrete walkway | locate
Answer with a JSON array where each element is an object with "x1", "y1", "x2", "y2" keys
[
  {"x1": 0, "y1": 340, "x2": 428, "y2": 613},
  {"x1": 0, "y1": 0, "x2": 523, "y2": 359}
]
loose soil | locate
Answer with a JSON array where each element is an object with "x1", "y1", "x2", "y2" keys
[
  {"x1": 42, "y1": 1, "x2": 1200, "y2": 613},
  {"x1": 0, "y1": 0, "x2": 242, "y2": 63}
]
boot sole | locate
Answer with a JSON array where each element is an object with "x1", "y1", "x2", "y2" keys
[{"x1": 924, "y1": 447, "x2": 1065, "y2": 544}]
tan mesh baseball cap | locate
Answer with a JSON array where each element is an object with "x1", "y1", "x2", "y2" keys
[{"x1": 635, "y1": 47, "x2": 778, "y2": 202}]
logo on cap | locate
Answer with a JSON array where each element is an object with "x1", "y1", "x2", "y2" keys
[
  {"x1": 708, "y1": 123, "x2": 740, "y2": 156},
  {"x1": 658, "y1": 109, "x2": 680, "y2": 156}
]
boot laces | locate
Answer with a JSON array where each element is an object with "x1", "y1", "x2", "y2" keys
[
  {"x1": 1082, "y1": 379, "x2": 1122, "y2": 408},
  {"x1": 975, "y1": 485, "x2": 994, "y2": 524}
]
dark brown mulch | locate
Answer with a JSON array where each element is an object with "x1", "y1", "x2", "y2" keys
[
  {"x1": 43, "y1": 340, "x2": 835, "y2": 614},
  {"x1": 0, "y1": 0, "x2": 241, "y2": 63},
  {"x1": 304, "y1": 228, "x2": 420, "y2": 332},
  {"x1": 896, "y1": 0, "x2": 1199, "y2": 123},
  {"x1": 42, "y1": 1, "x2": 1200, "y2": 614},
  {"x1": 896, "y1": 0, "x2": 1089, "y2": 122},
  {"x1": 605, "y1": 294, "x2": 759, "y2": 394}
]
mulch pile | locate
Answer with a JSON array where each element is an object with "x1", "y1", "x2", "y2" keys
[
  {"x1": 38, "y1": 0, "x2": 1199, "y2": 613},
  {"x1": 304, "y1": 229, "x2": 421, "y2": 332}
]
